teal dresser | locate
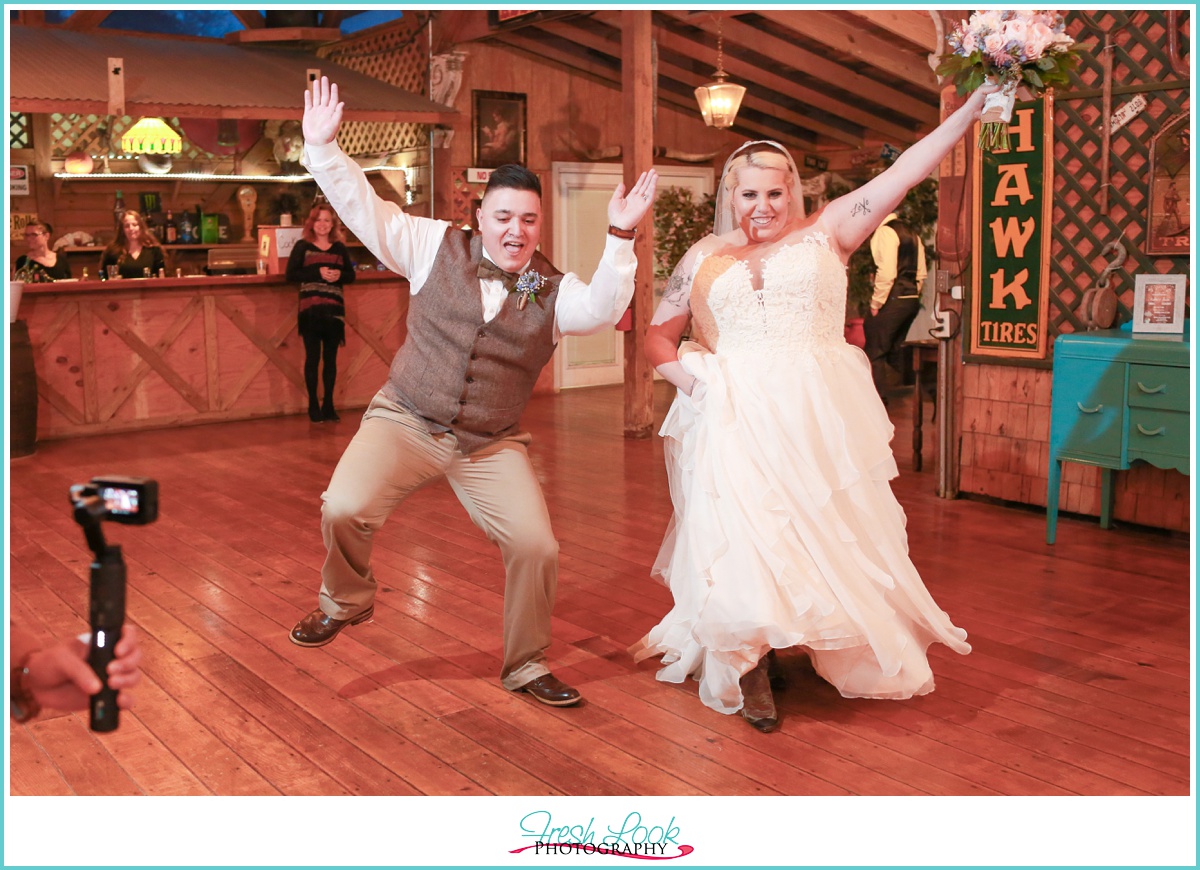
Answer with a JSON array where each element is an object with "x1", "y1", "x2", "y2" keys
[{"x1": 1046, "y1": 327, "x2": 1190, "y2": 543}]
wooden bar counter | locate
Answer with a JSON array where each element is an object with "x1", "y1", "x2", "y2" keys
[{"x1": 17, "y1": 271, "x2": 408, "y2": 440}]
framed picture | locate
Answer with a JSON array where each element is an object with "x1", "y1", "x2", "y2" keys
[
  {"x1": 1145, "y1": 112, "x2": 1189, "y2": 256},
  {"x1": 1132, "y1": 274, "x2": 1187, "y2": 334},
  {"x1": 473, "y1": 90, "x2": 526, "y2": 169}
]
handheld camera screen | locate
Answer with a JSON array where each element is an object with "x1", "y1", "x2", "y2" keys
[
  {"x1": 101, "y1": 485, "x2": 139, "y2": 515},
  {"x1": 92, "y1": 476, "x2": 158, "y2": 525}
]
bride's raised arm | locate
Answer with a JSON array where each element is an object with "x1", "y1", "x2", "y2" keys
[{"x1": 823, "y1": 85, "x2": 993, "y2": 257}]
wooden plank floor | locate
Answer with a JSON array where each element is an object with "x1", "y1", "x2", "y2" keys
[{"x1": 8, "y1": 382, "x2": 1192, "y2": 797}]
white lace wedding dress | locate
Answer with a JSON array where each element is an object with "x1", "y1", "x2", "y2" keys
[{"x1": 631, "y1": 226, "x2": 970, "y2": 715}]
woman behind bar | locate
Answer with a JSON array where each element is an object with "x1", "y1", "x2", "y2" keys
[
  {"x1": 100, "y1": 210, "x2": 166, "y2": 279},
  {"x1": 287, "y1": 203, "x2": 356, "y2": 422},
  {"x1": 15, "y1": 220, "x2": 72, "y2": 281}
]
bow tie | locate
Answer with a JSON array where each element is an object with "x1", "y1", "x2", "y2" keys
[{"x1": 477, "y1": 259, "x2": 520, "y2": 289}]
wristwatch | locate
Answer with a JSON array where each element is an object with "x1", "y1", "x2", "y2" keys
[
  {"x1": 607, "y1": 224, "x2": 637, "y2": 240},
  {"x1": 10, "y1": 654, "x2": 41, "y2": 723}
]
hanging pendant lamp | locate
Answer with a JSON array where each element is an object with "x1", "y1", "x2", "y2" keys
[
  {"x1": 120, "y1": 117, "x2": 183, "y2": 155},
  {"x1": 694, "y1": 18, "x2": 746, "y2": 129}
]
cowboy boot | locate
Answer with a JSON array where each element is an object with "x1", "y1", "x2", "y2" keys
[
  {"x1": 767, "y1": 649, "x2": 787, "y2": 691},
  {"x1": 739, "y1": 657, "x2": 779, "y2": 733}
]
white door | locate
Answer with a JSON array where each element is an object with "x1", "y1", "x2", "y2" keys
[{"x1": 551, "y1": 162, "x2": 713, "y2": 390}]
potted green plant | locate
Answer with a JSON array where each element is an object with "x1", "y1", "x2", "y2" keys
[{"x1": 653, "y1": 186, "x2": 716, "y2": 284}]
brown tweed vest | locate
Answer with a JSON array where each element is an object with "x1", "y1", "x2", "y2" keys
[{"x1": 382, "y1": 228, "x2": 563, "y2": 454}]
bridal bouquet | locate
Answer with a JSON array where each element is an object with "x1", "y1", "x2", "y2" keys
[{"x1": 937, "y1": 10, "x2": 1079, "y2": 151}]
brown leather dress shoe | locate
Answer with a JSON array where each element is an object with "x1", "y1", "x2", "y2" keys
[
  {"x1": 518, "y1": 673, "x2": 582, "y2": 707},
  {"x1": 289, "y1": 606, "x2": 374, "y2": 648}
]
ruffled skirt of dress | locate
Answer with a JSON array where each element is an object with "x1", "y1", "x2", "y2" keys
[{"x1": 630, "y1": 342, "x2": 970, "y2": 715}]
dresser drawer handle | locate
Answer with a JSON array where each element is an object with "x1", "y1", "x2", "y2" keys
[
  {"x1": 1136, "y1": 424, "x2": 1165, "y2": 437},
  {"x1": 1076, "y1": 402, "x2": 1103, "y2": 414},
  {"x1": 1136, "y1": 381, "x2": 1168, "y2": 395}
]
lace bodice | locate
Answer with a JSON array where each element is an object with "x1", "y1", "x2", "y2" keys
[{"x1": 689, "y1": 232, "x2": 847, "y2": 361}]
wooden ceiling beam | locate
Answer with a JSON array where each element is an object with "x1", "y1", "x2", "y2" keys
[
  {"x1": 231, "y1": 10, "x2": 265, "y2": 30},
  {"x1": 494, "y1": 33, "x2": 621, "y2": 85},
  {"x1": 62, "y1": 11, "x2": 112, "y2": 31},
  {"x1": 592, "y1": 10, "x2": 902, "y2": 143},
  {"x1": 495, "y1": 33, "x2": 811, "y2": 153},
  {"x1": 9, "y1": 98, "x2": 448, "y2": 123},
  {"x1": 660, "y1": 11, "x2": 937, "y2": 129},
  {"x1": 539, "y1": 20, "x2": 834, "y2": 148},
  {"x1": 648, "y1": 24, "x2": 883, "y2": 146},
  {"x1": 320, "y1": 11, "x2": 352, "y2": 31},
  {"x1": 848, "y1": 9, "x2": 942, "y2": 54},
  {"x1": 757, "y1": 9, "x2": 939, "y2": 94},
  {"x1": 433, "y1": 10, "x2": 493, "y2": 53},
  {"x1": 225, "y1": 27, "x2": 342, "y2": 46}
]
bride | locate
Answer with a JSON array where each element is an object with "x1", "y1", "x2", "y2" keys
[{"x1": 631, "y1": 85, "x2": 995, "y2": 732}]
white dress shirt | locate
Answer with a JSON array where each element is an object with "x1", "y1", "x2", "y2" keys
[{"x1": 303, "y1": 141, "x2": 636, "y2": 341}]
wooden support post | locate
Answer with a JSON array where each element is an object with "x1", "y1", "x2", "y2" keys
[
  {"x1": 933, "y1": 75, "x2": 973, "y2": 499},
  {"x1": 622, "y1": 10, "x2": 655, "y2": 439},
  {"x1": 31, "y1": 114, "x2": 56, "y2": 231}
]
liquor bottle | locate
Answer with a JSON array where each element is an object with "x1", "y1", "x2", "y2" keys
[
  {"x1": 113, "y1": 189, "x2": 126, "y2": 228},
  {"x1": 178, "y1": 210, "x2": 194, "y2": 244},
  {"x1": 164, "y1": 210, "x2": 178, "y2": 244}
]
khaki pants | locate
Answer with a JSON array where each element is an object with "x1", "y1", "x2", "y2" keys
[{"x1": 317, "y1": 391, "x2": 557, "y2": 690}]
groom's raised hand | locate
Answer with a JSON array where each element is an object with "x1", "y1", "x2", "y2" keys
[
  {"x1": 608, "y1": 169, "x2": 659, "y2": 232},
  {"x1": 303, "y1": 76, "x2": 344, "y2": 147}
]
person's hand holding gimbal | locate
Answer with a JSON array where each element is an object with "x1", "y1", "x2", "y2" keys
[{"x1": 10, "y1": 624, "x2": 143, "y2": 720}]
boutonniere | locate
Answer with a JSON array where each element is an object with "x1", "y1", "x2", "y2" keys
[{"x1": 511, "y1": 271, "x2": 547, "y2": 310}]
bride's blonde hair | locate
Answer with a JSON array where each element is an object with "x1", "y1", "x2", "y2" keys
[
  {"x1": 722, "y1": 144, "x2": 795, "y2": 195},
  {"x1": 713, "y1": 140, "x2": 806, "y2": 235}
]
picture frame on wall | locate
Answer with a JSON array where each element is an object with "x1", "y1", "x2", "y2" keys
[
  {"x1": 1132, "y1": 273, "x2": 1188, "y2": 334},
  {"x1": 1145, "y1": 112, "x2": 1189, "y2": 257},
  {"x1": 473, "y1": 90, "x2": 526, "y2": 169}
]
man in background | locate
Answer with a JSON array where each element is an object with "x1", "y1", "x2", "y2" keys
[{"x1": 864, "y1": 211, "x2": 926, "y2": 401}]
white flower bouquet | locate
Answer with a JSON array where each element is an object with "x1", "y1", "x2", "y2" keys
[{"x1": 937, "y1": 10, "x2": 1080, "y2": 151}]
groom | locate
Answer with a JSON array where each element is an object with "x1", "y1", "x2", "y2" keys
[{"x1": 289, "y1": 77, "x2": 657, "y2": 707}]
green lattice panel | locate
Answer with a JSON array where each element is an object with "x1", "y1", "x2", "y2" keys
[
  {"x1": 318, "y1": 15, "x2": 430, "y2": 158},
  {"x1": 49, "y1": 114, "x2": 216, "y2": 163},
  {"x1": 9, "y1": 112, "x2": 31, "y2": 149},
  {"x1": 1049, "y1": 11, "x2": 1190, "y2": 340}
]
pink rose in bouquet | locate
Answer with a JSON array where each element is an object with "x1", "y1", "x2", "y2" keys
[{"x1": 937, "y1": 9, "x2": 1080, "y2": 151}]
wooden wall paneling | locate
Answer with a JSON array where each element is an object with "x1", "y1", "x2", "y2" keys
[
  {"x1": 22, "y1": 277, "x2": 409, "y2": 440},
  {"x1": 341, "y1": 284, "x2": 408, "y2": 391},
  {"x1": 93, "y1": 295, "x2": 208, "y2": 420},
  {"x1": 32, "y1": 310, "x2": 87, "y2": 427},
  {"x1": 211, "y1": 292, "x2": 305, "y2": 410},
  {"x1": 203, "y1": 295, "x2": 221, "y2": 410}
]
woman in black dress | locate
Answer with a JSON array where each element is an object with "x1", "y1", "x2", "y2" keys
[
  {"x1": 287, "y1": 204, "x2": 356, "y2": 422},
  {"x1": 100, "y1": 210, "x2": 166, "y2": 279},
  {"x1": 15, "y1": 220, "x2": 72, "y2": 281}
]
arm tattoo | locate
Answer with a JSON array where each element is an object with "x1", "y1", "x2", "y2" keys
[
  {"x1": 663, "y1": 264, "x2": 690, "y2": 306},
  {"x1": 850, "y1": 199, "x2": 871, "y2": 218}
]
